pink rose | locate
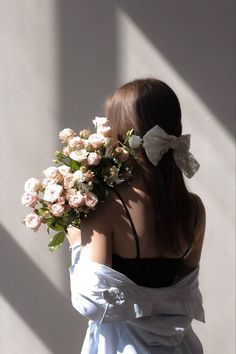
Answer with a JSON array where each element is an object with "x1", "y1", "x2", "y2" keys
[
  {"x1": 21, "y1": 192, "x2": 38, "y2": 208},
  {"x1": 43, "y1": 184, "x2": 63, "y2": 203},
  {"x1": 114, "y1": 147, "x2": 129, "y2": 161},
  {"x1": 59, "y1": 128, "x2": 76, "y2": 143},
  {"x1": 84, "y1": 192, "x2": 98, "y2": 208},
  {"x1": 24, "y1": 213, "x2": 41, "y2": 232},
  {"x1": 88, "y1": 133, "x2": 105, "y2": 149},
  {"x1": 97, "y1": 125, "x2": 111, "y2": 137},
  {"x1": 63, "y1": 173, "x2": 74, "y2": 189},
  {"x1": 58, "y1": 165, "x2": 71, "y2": 176},
  {"x1": 24, "y1": 178, "x2": 41, "y2": 193},
  {"x1": 87, "y1": 152, "x2": 101, "y2": 166},
  {"x1": 57, "y1": 196, "x2": 66, "y2": 205},
  {"x1": 65, "y1": 188, "x2": 77, "y2": 200},
  {"x1": 69, "y1": 193, "x2": 84, "y2": 208},
  {"x1": 51, "y1": 203, "x2": 65, "y2": 217},
  {"x1": 68, "y1": 136, "x2": 84, "y2": 149},
  {"x1": 42, "y1": 178, "x2": 57, "y2": 188}
]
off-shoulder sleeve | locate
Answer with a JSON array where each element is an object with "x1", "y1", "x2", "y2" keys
[{"x1": 69, "y1": 247, "x2": 204, "y2": 326}]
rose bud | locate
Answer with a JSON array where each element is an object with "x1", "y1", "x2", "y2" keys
[
  {"x1": 79, "y1": 129, "x2": 91, "y2": 139},
  {"x1": 114, "y1": 147, "x2": 130, "y2": 161}
]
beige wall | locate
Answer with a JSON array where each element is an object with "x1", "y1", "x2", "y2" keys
[{"x1": 0, "y1": 1, "x2": 235, "y2": 353}]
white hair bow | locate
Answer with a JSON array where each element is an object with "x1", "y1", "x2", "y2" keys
[{"x1": 142, "y1": 125, "x2": 200, "y2": 178}]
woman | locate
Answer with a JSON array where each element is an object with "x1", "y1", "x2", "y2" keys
[{"x1": 67, "y1": 78, "x2": 206, "y2": 353}]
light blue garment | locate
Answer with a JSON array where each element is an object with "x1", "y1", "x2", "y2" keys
[{"x1": 69, "y1": 244, "x2": 205, "y2": 354}]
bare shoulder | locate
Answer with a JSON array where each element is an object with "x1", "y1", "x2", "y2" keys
[
  {"x1": 78, "y1": 192, "x2": 117, "y2": 266},
  {"x1": 190, "y1": 193, "x2": 206, "y2": 219},
  {"x1": 80, "y1": 183, "x2": 132, "y2": 233},
  {"x1": 177, "y1": 193, "x2": 206, "y2": 275},
  {"x1": 190, "y1": 192, "x2": 206, "y2": 245}
]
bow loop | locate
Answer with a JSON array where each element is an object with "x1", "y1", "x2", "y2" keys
[{"x1": 142, "y1": 125, "x2": 199, "y2": 178}]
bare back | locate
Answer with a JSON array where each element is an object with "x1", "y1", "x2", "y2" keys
[
  {"x1": 67, "y1": 176, "x2": 205, "y2": 278},
  {"x1": 111, "y1": 176, "x2": 205, "y2": 274}
]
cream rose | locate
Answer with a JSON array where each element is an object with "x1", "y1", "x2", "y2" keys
[
  {"x1": 87, "y1": 152, "x2": 101, "y2": 166},
  {"x1": 84, "y1": 192, "x2": 98, "y2": 208},
  {"x1": 88, "y1": 133, "x2": 105, "y2": 149},
  {"x1": 51, "y1": 203, "x2": 65, "y2": 217},
  {"x1": 69, "y1": 192, "x2": 84, "y2": 208},
  {"x1": 68, "y1": 136, "x2": 84, "y2": 149},
  {"x1": 69, "y1": 149, "x2": 88, "y2": 162},
  {"x1": 63, "y1": 173, "x2": 74, "y2": 189},
  {"x1": 59, "y1": 128, "x2": 76, "y2": 143},
  {"x1": 128, "y1": 135, "x2": 142, "y2": 149},
  {"x1": 73, "y1": 170, "x2": 86, "y2": 183},
  {"x1": 24, "y1": 213, "x2": 41, "y2": 232},
  {"x1": 58, "y1": 165, "x2": 71, "y2": 176},
  {"x1": 43, "y1": 167, "x2": 61, "y2": 179},
  {"x1": 21, "y1": 192, "x2": 38, "y2": 208},
  {"x1": 43, "y1": 184, "x2": 63, "y2": 203},
  {"x1": 24, "y1": 178, "x2": 41, "y2": 193},
  {"x1": 93, "y1": 116, "x2": 108, "y2": 128}
]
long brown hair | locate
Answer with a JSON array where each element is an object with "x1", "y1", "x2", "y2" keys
[{"x1": 104, "y1": 78, "x2": 195, "y2": 253}]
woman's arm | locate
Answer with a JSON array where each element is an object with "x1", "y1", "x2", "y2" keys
[
  {"x1": 67, "y1": 195, "x2": 113, "y2": 267},
  {"x1": 178, "y1": 194, "x2": 206, "y2": 277}
]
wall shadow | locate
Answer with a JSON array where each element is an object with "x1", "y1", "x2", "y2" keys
[
  {"x1": 55, "y1": 1, "x2": 118, "y2": 350},
  {"x1": 118, "y1": 0, "x2": 235, "y2": 135},
  {"x1": 0, "y1": 224, "x2": 86, "y2": 354}
]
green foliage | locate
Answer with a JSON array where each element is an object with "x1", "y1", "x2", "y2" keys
[
  {"x1": 47, "y1": 219, "x2": 65, "y2": 231},
  {"x1": 70, "y1": 160, "x2": 81, "y2": 171},
  {"x1": 48, "y1": 231, "x2": 65, "y2": 252}
]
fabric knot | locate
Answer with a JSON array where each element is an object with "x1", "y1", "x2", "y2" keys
[{"x1": 102, "y1": 287, "x2": 125, "y2": 305}]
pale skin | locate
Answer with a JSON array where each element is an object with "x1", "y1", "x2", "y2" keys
[{"x1": 66, "y1": 174, "x2": 206, "y2": 278}]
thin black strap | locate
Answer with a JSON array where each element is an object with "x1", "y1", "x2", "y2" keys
[{"x1": 111, "y1": 188, "x2": 140, "y2": 259}]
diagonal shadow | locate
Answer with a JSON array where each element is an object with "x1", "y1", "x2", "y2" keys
[
  {"x1": 0, "y1": 224, "x2": 87, "y2": 354},
  {"x1": 55, "y1": 5, "x2": 118, "y2": 348},
  {"x1": 118, "y1": 0, "x2": 235, "y2": 136}
]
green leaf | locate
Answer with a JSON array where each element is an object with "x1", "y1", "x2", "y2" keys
[
  {"x1": 35, "y1": 208, "x2": 48, "y2": 217},
  {"x1": 70, "y1": 159, "x2": 80, "y2": 171},
  {"x1": 47, "y1": 219, "x2": 65, "y2": 231},
  {"x1": 48, "y1": 231, "x2": 65, "y2": 252}
]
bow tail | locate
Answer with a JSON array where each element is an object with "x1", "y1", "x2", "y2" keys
[{"x1": 173, "y1": 150, "x2": 200, "y2": 178}]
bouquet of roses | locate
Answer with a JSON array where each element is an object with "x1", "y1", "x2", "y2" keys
[{"x1": 21, "y1": 117, "x2": 142, "y2": 251}]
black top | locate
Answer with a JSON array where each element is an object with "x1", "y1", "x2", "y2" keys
[{"x1": 111, "y1": 188, "x2": 196, "y2": 288}]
